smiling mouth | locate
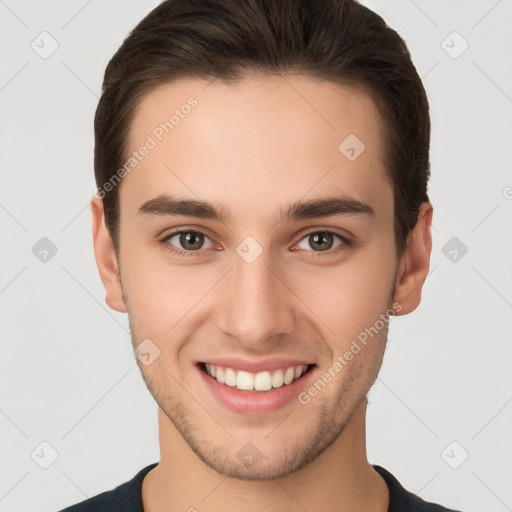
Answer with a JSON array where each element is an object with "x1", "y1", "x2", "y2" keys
[{"x1": 200, "y1": 362, "x2": 314, "y2": 392}]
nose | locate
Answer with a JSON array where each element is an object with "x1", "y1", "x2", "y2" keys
[{"x1": 217, "y1": 246, "x2": 296, "y2": 350}]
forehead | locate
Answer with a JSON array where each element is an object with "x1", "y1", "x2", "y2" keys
[{"x1": 120, "y1": 74, "x2": 392, "y2": 224}]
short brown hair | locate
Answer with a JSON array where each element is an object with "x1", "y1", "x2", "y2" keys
[{"x1": 94, "y1": 0, "x2": 430, "y2": 257}]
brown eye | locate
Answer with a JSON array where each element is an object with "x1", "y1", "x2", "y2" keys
[
  {"x1": 163, "y1": 230, "x2": 215, "y2": 254},
  {"x1": 179, "y1": 231, "x2": 204, "y2": 250},
  {"x1": 296, "y1": 230, "x2": 347, "y2": 253},
  {"x1": 308, "y1": 232, "x2": 335, "y2": 251}
]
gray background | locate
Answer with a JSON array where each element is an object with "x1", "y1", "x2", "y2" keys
[{"x1": 0, "y1": 0, "x2": 511, "y2": 511}]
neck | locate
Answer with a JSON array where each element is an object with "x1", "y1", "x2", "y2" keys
[{"x1": 142, "y1": 398, "x2": 389, "y2": 512}]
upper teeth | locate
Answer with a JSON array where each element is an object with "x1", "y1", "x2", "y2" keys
[{"x1": 205, "y1": 364, "x2": 309, "y2": 391}]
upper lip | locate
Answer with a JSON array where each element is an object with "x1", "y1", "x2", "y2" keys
[{"x1": 199, "y1": 358, "x2": 315, "y2": 373}]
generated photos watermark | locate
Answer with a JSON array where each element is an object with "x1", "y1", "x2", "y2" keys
[
  {"x1": 93, "y1": 96, "x2": 198, "y2": 199},
  {"x1": 298, "y1": 301, "x2": 402, "y2": 405}
]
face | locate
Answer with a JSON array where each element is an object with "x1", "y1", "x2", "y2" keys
[{"x1": 95, "y1": 74, "x2": 424, "y2": 480}]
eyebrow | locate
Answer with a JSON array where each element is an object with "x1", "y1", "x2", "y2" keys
[{"x1": 137, "y1": 193, "x2": 375, "y2": 224}]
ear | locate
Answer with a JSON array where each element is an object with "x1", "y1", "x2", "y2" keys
[
  {"x1": 90, "y1": 195, "x2": 127, "y2": 313},
  {"x1": 392, "y1": 201, "x2": 433, "y2": 316}
]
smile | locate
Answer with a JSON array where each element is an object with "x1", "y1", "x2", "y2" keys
[{"x1": 203, "y1": 363, "x2": 310, "y2": 392}]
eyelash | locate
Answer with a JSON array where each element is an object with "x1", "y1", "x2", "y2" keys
[{"x1": 158, "y1": 228, "x2": 353, "y2": 258}]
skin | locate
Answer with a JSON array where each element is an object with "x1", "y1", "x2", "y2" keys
[{"x1": 91, "y1": 74, "x2": 433, "y2": 512}]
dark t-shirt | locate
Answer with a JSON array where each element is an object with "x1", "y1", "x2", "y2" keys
[{"x1": 58, "y1": 463, "x2": 462, "y2": 511}]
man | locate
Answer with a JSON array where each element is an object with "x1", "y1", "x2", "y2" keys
[{"x1": 60, "y1": 0, "x2": 463, "y2": 510}]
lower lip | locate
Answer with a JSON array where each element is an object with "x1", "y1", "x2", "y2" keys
[{"x1": 198, "y1": 365, "x2": 315, "y2": 414}]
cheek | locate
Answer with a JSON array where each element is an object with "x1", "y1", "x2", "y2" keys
[
  {"x1": 124, "y1": 270, "x2": 199, "y2": 337},
  {"x1": 118, "y1": 241, "x2": 194, "y2": 338},
  {"x1": 300, "y1": 251, "x2": 395, "y2": 343}
]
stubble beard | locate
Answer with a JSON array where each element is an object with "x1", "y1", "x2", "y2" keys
[{"x1": 129, "y1": 315, "x2": 390, "y2": 481}]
